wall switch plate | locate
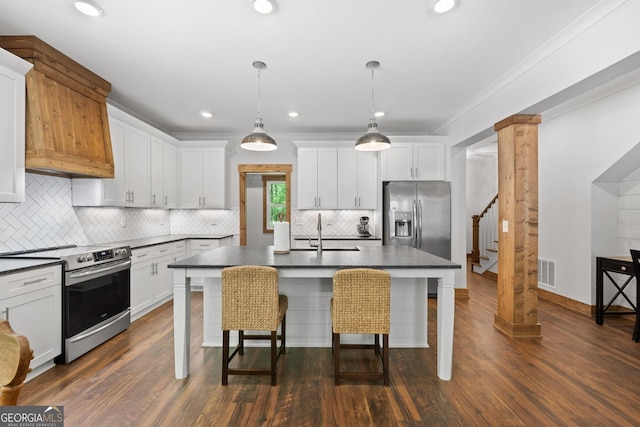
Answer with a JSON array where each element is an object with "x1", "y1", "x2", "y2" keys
[
  {"x1": 120, "y1": 217, "x2": 127, "y2": 228},
  {"x1": 502, "y1": 220, "x2": 508, "y2": 232}
]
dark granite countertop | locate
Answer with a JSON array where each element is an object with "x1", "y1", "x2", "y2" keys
[
  {"x1": 168, "y1": 245, "x2": 460, "y2": 270},
  {"x1": 0, "y1": 259, "x2": 63, "y2": 276},
  {"x1": 292, "y1": 235, "x2": 381, "y2": 241},
  {"x1": 107, "y1": 234, "x2": 235, "y2": 250}
]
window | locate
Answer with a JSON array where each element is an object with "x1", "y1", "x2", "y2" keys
[{"x1": 263, "y1": 175, "x2": 287, "y2": 233}]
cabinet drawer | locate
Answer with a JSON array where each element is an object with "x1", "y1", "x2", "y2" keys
[
  {"x1": 599, "y1": 258, "x2": 634, "y2": 275},
  {"x1": 0, "y1": 265, "x2": 62, "y2": 300},
  {"x1": 131, "y1": 247, "x2": 154, "y2": 263}
]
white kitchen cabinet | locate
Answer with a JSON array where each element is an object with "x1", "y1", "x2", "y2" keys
[
  {"x1": 171, "y1": 240, "x2": 186, "y2": 262},
  {"x1": 0, "y1": 265, "x2": 62, "y2": 379},
  {"x1": 337, "y1": 149, "x2": 378, "y2": 209},
  {"x1": 179, "y1": 146, "x2": 226, "y2": 209},
  {"x1": 297, "y1": 147, "x2": 337, "y2": 209},
  {"x1": 0, "y1": 49, "x2": 31, "y2": 203},
  {"x1": 72, "y1": 106, "x2": 179, "y2": 209},
  {"x1": 130, "y1": 243, "x2": 176, "y2": 320},
  {"x1": 150, "y1": 136, "x2": 164, "y2": 208},
  {"x1": 125, "y1": 127, "x2": 151, "y2": 207},
  {"x1": 381, "y1": 142, "x2": 445, "y2": 181},
  {"x1": 71, "y1": 117, "x2": 151, "y2": 207},
  {"x1": 163, "y1": 142, "x2": 178, "y2": 208}
]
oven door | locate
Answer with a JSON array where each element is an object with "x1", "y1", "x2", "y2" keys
[{"x1": 64, "y1": 258, "x2": 131, "y2": 338}]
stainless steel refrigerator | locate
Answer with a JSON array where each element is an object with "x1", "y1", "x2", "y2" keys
[{"x1": 383, "y1": 181, "x2": 451, "y2": 295}]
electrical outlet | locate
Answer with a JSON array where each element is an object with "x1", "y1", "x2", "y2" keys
[
  {"x1": 295, "y1": 217, "x2": 303, "y2": 226},
  {"x1": 120, "y1": 217, "x2": 127, "y2": 228}
]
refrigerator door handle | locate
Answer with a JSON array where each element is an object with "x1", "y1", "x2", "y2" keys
[
  {"x1": 418, "y1": 199, "x2": 423, "y2": 249},
  {"x1": 412, "y1": 200, "x2": 418, "y2": 248}
]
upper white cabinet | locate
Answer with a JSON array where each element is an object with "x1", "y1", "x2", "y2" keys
[
  {"x1": 125, "y1": 127, "x2": 151, "y2": 207},
  {"x1": 150, "y1": 136, "x2": 164, "y2": 208},
  {"x1": 163, "y1": 142, "x2": 178, "y2": 208},
  {"x1": 72, "y1": 106, "x2": 178, "y2": 208},
  {"x1": 337, "y1": 149, "x2": 377, "y2": 209},
  {"x1": 0, "y1": 49, "x2": 32, "y2": 203},
  {"x1": 297, "y1": 147, "x2": 337, "y2": 209},
  {"x1": 381, "y1": 142, "x2": 445, "y2": 181},
  {"x1": 179, "y1": 143, "x2": 227, "y2": 209}
]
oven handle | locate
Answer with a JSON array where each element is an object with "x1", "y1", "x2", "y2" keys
[
  {"x1": 67, "y1": 259, "x2": 131, "y2": 285},
  {"x1": 68, "y1": 310, "x2": 130, "y2": 344}
]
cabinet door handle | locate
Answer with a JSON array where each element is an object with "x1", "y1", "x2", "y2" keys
[
  {"x1": 415, "y1": 168, "x2": 419, "y2": 179},
  {"x1": 164, "y1": 195, "x2": 168, "y2": 205},
  {"x1": 318, "y1": 197, "x2": 321, "y2": 207},
  {"x1": 410, "y1": 168, "x2": 414, "y2": 179},
  {"x1": 23, "y1": 277, "x2": 47, "y2": 286},
  {"x1": 1, "y1": 307, "x2": 8, "y2": 321},
  {"x1": 202, "y1": 196, "x2": 206, "y2": 206},
  {"x1": 354, "y1": 196, "x2": 358, "y2": 207},
  {"x1": 358, "y1": 196, "x2": 361, "y2": 207},
  {"x1": 152, "y1": 194, "x2": 156, "y2": 205}
]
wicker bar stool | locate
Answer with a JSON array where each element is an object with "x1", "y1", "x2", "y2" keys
[
  {"x1": 331, "y1": 268, "x2": 391, "y2": 386},
  {"x1": 221, "y1": 265, "x2": 287, "y2": 386},
  {"x1": 1, "y1": 320, "x2": 33, "y2": 405}
]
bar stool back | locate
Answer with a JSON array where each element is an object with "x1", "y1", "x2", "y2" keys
[
  {"x1": 221, "y1": 265, "x2": 287, "y2": 385},
  {"x1": 331, "y1": 268, "x2": 390, "y2": 385}
]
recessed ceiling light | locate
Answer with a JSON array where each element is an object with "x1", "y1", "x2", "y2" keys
[
  {"x1": 74, "y1": 0, "x2": 104, "y2": 17},
  {"x1": 201, "y1": 111, "x2": 213, "y2": 118},
  {"x1": 288, "y1": 112, "x2": 299, "y2": 118},
  {"x1": 253, "y1": 0, "x2": 274, "y2": 14},
  {"x1": 432, "y1": 0, "x2": 456, "y2": 13},
  {"x1": 374, "y1": 111, "x2": 385, "y2": 117}
]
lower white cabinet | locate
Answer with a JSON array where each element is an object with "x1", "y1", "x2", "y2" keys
[
  {"x1": 0, "y1": 265, "x2": 62, "y2": 379},
  {"x1": 130, "y1": 243, "x2": 174, "y2": 320}
]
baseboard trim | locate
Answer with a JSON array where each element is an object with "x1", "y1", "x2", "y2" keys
[
  {"x1": 455, "y1": 288, "x2": 470, "y2": 299},
  {"x1": 537, "y1": 288, "x2": 592, "y2": 316}
]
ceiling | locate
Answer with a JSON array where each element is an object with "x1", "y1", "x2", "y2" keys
[{"x1": 0, "y1": 0, "x2": 603, "y2": 139}]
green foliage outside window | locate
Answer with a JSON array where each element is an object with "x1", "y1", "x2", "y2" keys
[{"x1": 267, "y1": 182, "x2": 286, "y2": 230}]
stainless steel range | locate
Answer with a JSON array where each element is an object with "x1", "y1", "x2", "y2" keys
[{"x1": 5, "y1": 245, "x2": 131, "y2": 363}]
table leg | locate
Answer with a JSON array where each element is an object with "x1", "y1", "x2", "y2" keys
[
  {"x1": 436, "y1": 272, "x2": 455, "y2": 381},
  {"x1": 173, "y1": 269, "x2": 191, "y2": 379},
  {"x1": 596, "y1": 258, "x2": 604, "y2": 325}
]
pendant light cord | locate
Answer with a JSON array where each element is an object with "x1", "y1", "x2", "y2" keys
[
  {"x1": 257, "y1": 65, "x2": 262, "y2": 120},
  {"x1": 370, "y1": 64, "x2": 375, "y2": 119}
]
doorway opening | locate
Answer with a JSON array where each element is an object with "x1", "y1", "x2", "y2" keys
[{"x1": 238, "y1": 164, "x2": 292, "y2": 246}]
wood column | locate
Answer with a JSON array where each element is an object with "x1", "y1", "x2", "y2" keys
[{"x1": 493, "y1": 114, "x2": 542, "y2": 338}]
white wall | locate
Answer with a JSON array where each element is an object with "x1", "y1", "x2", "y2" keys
[
  {"x1": 246, "y1": 174, "x2": 273, "y2": 247},
  {"x1": 538, "y1": 81, "x2": 640, "y2": 304}
]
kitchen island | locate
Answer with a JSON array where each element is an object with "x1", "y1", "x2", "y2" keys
[{"x1": 169, "y1": 245, "x2": 461, "y2": 381}]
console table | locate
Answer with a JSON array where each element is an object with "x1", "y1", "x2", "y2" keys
[{"x1": 595, "y1": 256, "x2": 639, "y2": 341}]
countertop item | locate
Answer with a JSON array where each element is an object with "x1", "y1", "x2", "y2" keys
[{"x1": 0, "y1": 259, "x2": 62, "y2": 276}]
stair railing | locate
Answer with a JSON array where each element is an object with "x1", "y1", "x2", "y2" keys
[{"x1": 471, "y1": 194, "x2": 498, "y2": 265}]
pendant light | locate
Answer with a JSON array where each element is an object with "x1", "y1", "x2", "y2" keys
[
  {"x1": 355, "y1": 61, "x2": 391, "y2": 151},
  {"x1": 241, "y1": 61, "x2": 278, "y2": 151}
]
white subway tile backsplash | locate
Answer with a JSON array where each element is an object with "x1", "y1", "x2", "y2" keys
[{"x1": 0, "y1": 174, "x2": 374, "y2": 253}]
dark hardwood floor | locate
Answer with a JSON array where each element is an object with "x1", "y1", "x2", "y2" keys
[{"x1": 19, "y1": 263, "x2": 640, "y2": 426}]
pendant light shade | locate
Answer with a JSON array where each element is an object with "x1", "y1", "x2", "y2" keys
[
  {"x1": 241, "y1": 61, "x2": 277, "y2": 151},
  {"x1": 355, "y1": 61, "x2": 390, "y2": 151}
]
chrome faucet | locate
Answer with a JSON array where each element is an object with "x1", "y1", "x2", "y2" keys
[{"x1": 309, "y1": 213, "x2": 323, "y2": 255}]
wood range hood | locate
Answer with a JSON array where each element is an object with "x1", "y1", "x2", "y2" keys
[{"x1": 0, "y1": 36, "x2": 114, "y2": 178}]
